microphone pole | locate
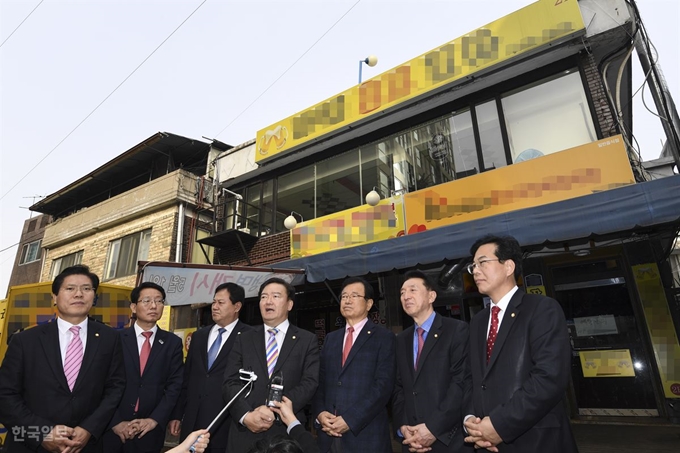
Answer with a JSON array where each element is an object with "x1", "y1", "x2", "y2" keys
[{"x1": 189, "y1": 369, "x2": 258, "y2": 452}]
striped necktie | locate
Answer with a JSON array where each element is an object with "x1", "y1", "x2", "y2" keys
[
  {"x1": 64, "y1": 326, "x2": 83, "y2": 391},
  {"x1": 266, "y1": 328, "x2": 279, "y2": 378}
]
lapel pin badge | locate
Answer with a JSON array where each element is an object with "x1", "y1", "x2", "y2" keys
[
  {"x1": 367, "y1": 331, "x2": 371, "y2": 335},
  {"x1": 159, "y1": 339, "x2": 164, "y2": 344},
  {"x1": 511, "y1": 313, "x2": 516, "y2": 318},
  {"x1": 434, "y1": 333, "x2": 438, "y2": 338},
  {"x1": 292, "y1": 336, "x2": 296, "y2": 340},
  {"x1": 95, "y1": 333, "x2": 100, "y2": 337}
]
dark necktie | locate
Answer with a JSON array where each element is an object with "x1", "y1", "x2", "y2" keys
[
  {"x1": 415, "y1": 327, "x2": 425, "y2": 370},
  {"x1": 342, "y1": 326, "x2": 354, "y2": 367},
  {"x1": 207, "y1": 327, "x2": 226, "y2": 369},
  {"x1": 486, "y1": 306, "x2": 501, "y2": 364}
]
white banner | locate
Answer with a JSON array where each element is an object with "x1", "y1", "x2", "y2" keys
[{"x1": 141, "y1": 264, "x2": 302, "y2": 306}]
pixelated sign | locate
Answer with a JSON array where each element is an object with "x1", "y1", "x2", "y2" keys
[{"x1": 255, "y1": 0, "x2": 585, "y2": 162}]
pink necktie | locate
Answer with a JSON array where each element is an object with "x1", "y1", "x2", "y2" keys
[
  {"x1": 135, "y1": 331, "x2": 153, "y2": 412},
  {"x1": 415, "y1": 327, "x2": 425, "y2": 370},
  {"x1": 342, "y1": 326, "x2": 354, "y2": 367},
  {"x1": 64, "y1": 326, "x2": 83, "y2": 391},
  {"x1": 487, "y1": 306, "x2": 501, "y2": 364}
]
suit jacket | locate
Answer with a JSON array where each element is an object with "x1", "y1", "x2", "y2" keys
[
  {"x1": 0, "y1": 319, "x2": 126, "y2": 453},
  {"x1": 467, "y1": 291, "x2": 578, "y2": 452},
  {"x1": 170, "y1": 321, "x2": 252, "y2": 450},
  {"x1": 102, "y1": 326, "x2": 183, "y2": 453},
  {"x1": 312, "y1": 322, "x2": 395, "y2": 452},
  {"x1": 222, "y1": 323, "x2": 320, "y2": 453},
  {"x1": 393, "y1": 313, "x2": 471, "y2": 453},
  {"x1": 289, "y1": 423, "x2": 319, "y2": 453}
]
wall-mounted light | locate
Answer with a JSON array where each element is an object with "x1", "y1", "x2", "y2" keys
[
  {"x1": 365, "y1": 187, "x2": 381, "y2": 206},
  {"x1": 284, "y1": 211, "x2": 304, "y2": 230},
  {"x1": 573, "y1": 249, "x2": 591, "y2": 257},
  {"x1": 358, "y1": 55, "x2": 378, "y2": 84}
]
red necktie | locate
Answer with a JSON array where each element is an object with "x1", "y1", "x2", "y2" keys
[
  {"x1": 415, "y1": 327, "x2": 425, "y2": 370},
  {"x1": 135, "y1": 331, "x2": 153, "y2": 412},
  {"x1": 486, "y1": 306, "x2": 501, "y2": 364},
  {"x1": 342, "y1": 326, "x2": 354, "y2": 366}
]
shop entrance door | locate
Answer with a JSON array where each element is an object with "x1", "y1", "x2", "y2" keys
[{"x1": 551, "y1": 259, "x2": 661, "y2": 417}]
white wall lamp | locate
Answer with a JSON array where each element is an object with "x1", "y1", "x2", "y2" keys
[
  {"x1": 365, "y1": 187, "x2": 381, "y2": 207},
  {"x1": 284, "y1": 211, "x2": 304, "y2": 230},
  {"x1": 358, "y1": 55, "x2": 378, "y2": 84}
]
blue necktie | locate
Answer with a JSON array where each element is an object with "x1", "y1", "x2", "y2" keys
[{"x1": 207, "y1": 327, "x2": 226, "y2": 369}]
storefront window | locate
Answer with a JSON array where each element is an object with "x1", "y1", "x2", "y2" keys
[
  {"x1": 475, "y1": 99, "x2": 507, "y2": 170},
  {"x1": 315, "y1": 150, "x2": 361, "y2": 216},
  {"x1": 447, "y1": 109, "x2": 478, "y2": 179},
  {"x1": 502, "y1": 70, "x2": 597, "y2": 163},
  {"x1": 410, "y1": 118, "x2": 455, "y2": 189},
  {"x1": 278, "y1": 166, "x2": 315, "y2": 223}
]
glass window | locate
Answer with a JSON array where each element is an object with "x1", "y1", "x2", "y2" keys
[
  {"x1": 261, "y1": 180, "x2": 274, "y2": 236},
  {"x1": 19, "y1": 240, "x2": 42, "y2": 265},
  {"x1": 502, "y1": 70, "x2": 597, "y2": 163},
  {"x1": 278, "y1": 166, "x2": 315, "y2": 224},
  {"x1": 410, "y1": 118, "x2": 456, "y2": 189},
  {"x1": 316, "y1": 150, "x2": 361, "y2": 216},
  {"x1": 448, "y1": 109, "x2": 478, "y2": 179},
  {"x1": 475, "y1": 100, "x2": 507, "y2": 170},
  {"x1": 103, "y1": 229, "x2": 152, "y2": 280},
  {"x1": 50, "y1": 250, "x2": 83, "y2": 279},
  {"x1": 244, "y1": 183, "x2": 261, "y2": 235}
]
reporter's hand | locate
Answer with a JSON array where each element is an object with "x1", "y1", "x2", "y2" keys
[
  {"x1": 173, "y1": 429, "x2": 209, "y2": 453},
  {"x1": 270, "y1": 396, "x2": 297, "y2": 427},
  {"x1": 243, "y1": 405, "x2": 275, "y2": 433}
]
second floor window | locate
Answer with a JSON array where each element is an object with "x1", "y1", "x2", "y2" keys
[
  {"x1": 50, "y1": 250, "x2": 83, "y2": 279},
  {"x1": 103, "y1": 229, "x2": 151, "y2": 280},
  {"x1": 19, "y1": 240, "x2": 42, "y2": 265}
]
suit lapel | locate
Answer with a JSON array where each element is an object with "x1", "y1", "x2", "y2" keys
[
  {"x1": 41, "y1": 321, "x2": 70, "y2": 391},
  {"x1": 275, "y1": 325, "x2": 298, "y2": 372},
  {"x1": 75, "y1": 319, "x2": 102, "y2": 391},
  {"x1": 122, "y1": 327, "x2": 141, "y2": 375},
  {"x1": 253, "y1": 325, "x2": 268, "y2": 376},
  {"x1": 402, "y1": 326, "x2": 416, "y2": 382},
  {"x1": 340, "y1": 322, "x2": 374, "y2": 373},
  {"x1": 414, "y1": 314, "x2": 442, "y2": 381},
  {"x1": 485, "y1": 291, "x2": 524, "y2": 376},
  {"x1": 143, "y1": 328, "x2": 167, "y2": 374}
]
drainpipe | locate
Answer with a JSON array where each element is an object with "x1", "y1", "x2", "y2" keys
[{"x1": 176, "y1": 203, "x2": 185, "y2": 262}]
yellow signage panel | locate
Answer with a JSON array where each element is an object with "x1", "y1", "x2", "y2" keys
[
  {"x1": 579, "y1": 349, "x2": 635, "y2": 378},
  {"x1": 404, "y1": 136, "x2": 634, "y2": 232},
  {"x1": 291, "y1": 196, "x2": 405, "y2": 258},
  {"x1": 632, "y1": 263, "x2": 680, "y2": 398},
  {"x1": 255, "y1": 0, "x2": 585, "y2": 162}
]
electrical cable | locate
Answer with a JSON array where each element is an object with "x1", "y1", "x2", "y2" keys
[
  {"x1": 0, "y1": 0, "x2": 44, "y2": 48},
  {"x1": 0, "y1": 0, "x2": 208, "y2": 202}
]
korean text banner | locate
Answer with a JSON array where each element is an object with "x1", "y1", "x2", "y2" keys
[
  {"x1": 255, "y1": 0, "x2": 585, "y2": 162},
  {"x1": 141, "y1": 265, "x2": 302, "y2": 306}
]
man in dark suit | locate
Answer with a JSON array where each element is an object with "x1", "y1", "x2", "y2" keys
[
  {"x1": 312, "y1": 277, "x2": 395, "y2": 452},
  {"x1": 0, "y1": 265, "x2": 126, "y2": 453},
  {"x1": 393, "y1": 270, "x2": 470, "y2": 453},
  {"x1": 169, "y1": 282, "x2": 251, "y2": 453},
  {"x1": 222, "y1": 277, "x2": 319, "y2": 453},
  {"x1": 463, "y1": 235, "x2": 577, "y2": 452},
  {"x1": 102, "y1": 282, "x2": 183, "y2": 453}
]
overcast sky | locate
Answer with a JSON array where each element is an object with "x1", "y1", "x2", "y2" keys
[{"x1": 1, "y1": 0, "x2": 678, "y2": 297}]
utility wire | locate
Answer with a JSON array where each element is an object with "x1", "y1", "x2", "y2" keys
[
  {"x1": 0, "y1": 0, "x2": 44, "y2": 49},
  {"x1": 213, "y1": 0, "x2": 363, "y2": 139},
  {"x1": 0, "y1": 0, "x2": 208, "y2": 202},
  {"x1": 0, "y1": 243, "x2": 19, "y2": 254}
]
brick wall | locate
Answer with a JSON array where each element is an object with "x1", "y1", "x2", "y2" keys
[
  {"x1": 582, "y1": 52, "x2": 617, "y2": 138},
  {"x1": 40, "y1": 206, "x2": 179, "y2": 287},
  {"x1": 215, "y1": 231, "x2": 290, "y2": 266}
]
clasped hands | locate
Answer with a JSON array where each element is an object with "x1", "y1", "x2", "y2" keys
[
  {"x1": 464, "y1": 416, "x2": 502, "y2": 452},
  {"x1": 400, "y1": 423, "x2": 436, "y2": 452},
  {"x1": 111, "y1": 418, "x2": 158, "y2": 443},
  {"x1": 317, "y1": 411, "x2": 350, "y2": 437},
  {"x1": 41, "y1": 425, "x2": 91, "y2": 453}
]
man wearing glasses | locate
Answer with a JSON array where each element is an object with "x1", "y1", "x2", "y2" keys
[
  {"x1": 463, "y1": 235, "x2": 577, "y2": 452},
  {"x1": 0, "y1": 265, "x2": 125, "y2": 453},
  {"x1": 102, "y1": 282, "x2": 183, "y2": 453},
  {"x1": 222, "y1": 277, "x2": 319, "y2": 453},
  {"x1": 312, "y1": 277, "x2": 396, "y2": 453}
]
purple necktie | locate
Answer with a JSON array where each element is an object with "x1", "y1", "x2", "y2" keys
[
  {"x1": 64, "y1": 326, "x2": 83, "y2": 391},
  {"x1": 415, "y1": 327, "x2": 425, "y2": 370}
]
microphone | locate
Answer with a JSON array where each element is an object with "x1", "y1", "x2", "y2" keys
[{"x1": 266, "y1": 371, "x2": 284, "y2": 407}]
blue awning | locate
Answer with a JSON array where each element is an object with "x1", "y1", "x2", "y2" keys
[{"x1": 272, "y1": 176, "x2": 680, "y2": 283}]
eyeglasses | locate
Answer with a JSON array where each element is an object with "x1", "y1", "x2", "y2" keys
[
  {"x1": 62, "y1": 285, "x2": 95, "y2": 294},
  {"x1": 466, "y1": 259, "x2": 501, "y2": 274},
  {"x1": 340, "y1": 293, "x2": 366, "y2": 301},
  {"x1": 137, "y1": 298, "x2": 165, "y2": 306},
  {"x1": 260, "y1": 293, "x2": 285, "y2": 302}
]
